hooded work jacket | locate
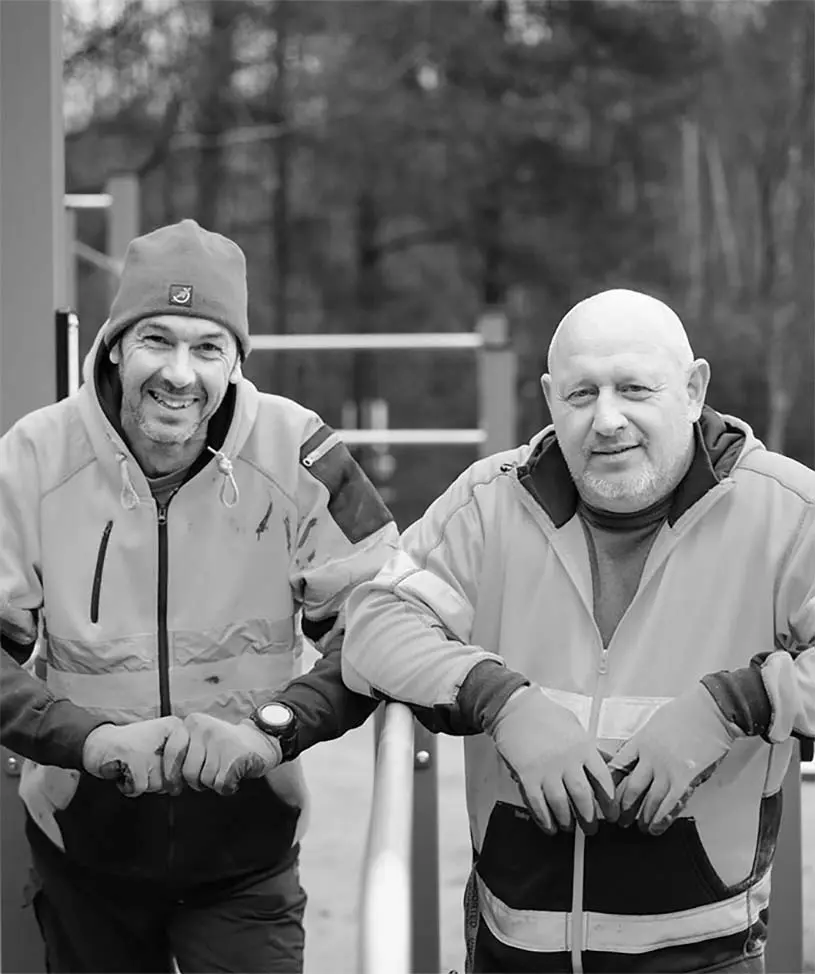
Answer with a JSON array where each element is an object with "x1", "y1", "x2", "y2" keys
[
  {"x1": 0, "y1": 330, "x2": 398, "y2": 885},
  {"x1": 343, "y1": 408, "x2": 815, "y2": 973}
]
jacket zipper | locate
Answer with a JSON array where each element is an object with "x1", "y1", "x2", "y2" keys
[
  {"x1": 156, "y1": 498, "x2": 175, "y2": 877},
  {"x1": 89, "y1": 520, "x2": 113, "y2": 623},
  {"x1": 156, "y1": 501, "x2": 171, "y2": 716}
]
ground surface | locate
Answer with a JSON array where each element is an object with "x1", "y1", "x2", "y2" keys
[{"x1": 300, "y1": 719, "x2": 815, "y2": 974}]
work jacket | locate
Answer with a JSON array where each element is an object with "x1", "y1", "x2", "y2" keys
[
  {"x1": 343, "y1": 408, "x2": 815, "y2": 973},
  {"x1": 0, "y1": 330, "x2": 397, "y2": 885}
]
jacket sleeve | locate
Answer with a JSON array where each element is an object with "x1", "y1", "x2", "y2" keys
[
  {"x1": 342, "y1": 461, "x2": 529, "y2": 735},
  {"x1": 1, "y1": 421, "x2": 43, "y2": 665},
  {"x1": 1, "y1": 423, "x2": 105, "y2": 767},
  {"x1": 701, "y1": 501, "x2": 815, "y2": 755},
  {"x1": 1, "y1": 648, "x2": 105, "y2": 768},
  {"x1": 276, "y1": 421, "x2": 400, "y2": 755}
]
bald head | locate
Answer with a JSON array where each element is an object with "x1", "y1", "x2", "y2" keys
[
  {"x1": 541, "y1": 288, "x2": 710, "y2": 513},
  {"x1": 548, "y1": 289, "x2": 694, "y2": 378}
]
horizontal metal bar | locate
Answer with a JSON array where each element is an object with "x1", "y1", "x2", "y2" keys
[
  {"x1": 64, "y1": 193, "x2": 112, "y2": 210},
  {"x1": 337, "y1": 428, "x2": 485, "y2": 446},
  {"x1": 251, "y1": 332, "x2": 483, "y2": 351},
  {"x1": 802, "y1": 761, "x2": 815, "y2": 780},
  {"x1": 73, "y1": 240, "x2": 123, "y2": 276},
  {"x1": 360, "y1": 703, "x2": 415, "y2": 974}
]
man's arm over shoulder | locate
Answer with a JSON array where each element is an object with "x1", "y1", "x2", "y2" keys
[
  {"x1": 274, "y1": 419, "x2": 400, "y2": 754},
  {"x1": 342, "y1": 457, "x2": 529, "y2": 736}
]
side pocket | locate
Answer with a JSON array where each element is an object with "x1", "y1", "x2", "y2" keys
[
  {"x1": 90, "y1": 520, "x2": 113, "y2": 623},
  {"x1": 476, "y1": 800, "x2": 575, "y2": 912}
]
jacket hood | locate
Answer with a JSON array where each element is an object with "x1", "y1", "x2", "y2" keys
[
  {"x1": 77, "y1": 321, "x2": 259, "y2": 510},
  {"x1": 519, "y1": 405, "x2": 763, "y2": 528}
]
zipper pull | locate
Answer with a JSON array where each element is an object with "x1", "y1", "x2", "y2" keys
[
  {"x1": 598, "y1": 647, "x2": 609, "y2": 675},
  {"x1": 157, "y1": 505, "x2": 167, "y2": 526}
]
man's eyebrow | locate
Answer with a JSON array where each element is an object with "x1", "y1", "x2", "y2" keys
[{"x1": 136, "y1": 322, "x2": 227, "y2": 343}]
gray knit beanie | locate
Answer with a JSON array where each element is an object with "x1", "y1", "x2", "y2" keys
[{"x1": 103, "y1": 219, "x2": 250, "y2": 359}]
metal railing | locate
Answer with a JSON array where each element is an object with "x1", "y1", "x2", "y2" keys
[{"x1": 359, "y1": 703, "x2": 416, "y2": 974}]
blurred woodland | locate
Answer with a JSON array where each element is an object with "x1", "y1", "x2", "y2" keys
[{"x1": 64, "y1": 0, "x2": 814, "y2": 527}]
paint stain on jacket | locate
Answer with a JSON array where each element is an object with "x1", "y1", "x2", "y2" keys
[{"x1": 256, "y1": 500, "x2": 273, "y2": 540}]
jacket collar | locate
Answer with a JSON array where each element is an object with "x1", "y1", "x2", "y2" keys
[{"x1": 518, "y1": 405, "x2": 751, "y2": 529}]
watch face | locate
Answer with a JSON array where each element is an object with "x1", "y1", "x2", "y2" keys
[{"x1": 258, "y1": 703, "x2": 294, "y2": 730}]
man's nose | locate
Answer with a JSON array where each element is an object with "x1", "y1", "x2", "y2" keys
[
  {"x1": 160, "y1": 346, "x2": 195, "y2": 388},
  {"x1": 592, "y1": 390, "x2": 628, "y2": 437}
]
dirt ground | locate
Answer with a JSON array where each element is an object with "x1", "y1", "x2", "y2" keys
[{"x1": 300, "y1": 721, "x2": 815, "y2": 974}]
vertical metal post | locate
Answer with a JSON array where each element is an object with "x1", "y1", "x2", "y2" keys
[
  {"x1": 477, "y1": 309, "x2": 517, "y2": 458},
  {"x1": 105, "y1": 173, "x2": 140, "y2": 297},
  {"x1": 765, "y1": 748, "x2": 804, "y2": 974},
  {"x1": 0, "y1": 0, "x2": 66, "y2": 431},
  {"x1": 410, "y1": 722, "x2": 440, "y2": 974},
  {"x1": 0, "y1": 3, "x2": 63, "y2": 970}
]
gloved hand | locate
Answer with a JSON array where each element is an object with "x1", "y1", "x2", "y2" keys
[
  {"x1": 608, "y1": 683, "x2": 742, "y2": 835},
  {"x1": 163, "y1": 713, "x2": 281, "y2": 796},
  {"x1": 82, "y1": 716, "x2": 188, "y2": 797},
  {"x1": 486, "y1": 685, "x2": 617, "y2": 835}
]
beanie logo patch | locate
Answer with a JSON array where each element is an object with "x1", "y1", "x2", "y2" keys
[{"x1": 169, "y1": 284, "x2": 193, "y2": 307}]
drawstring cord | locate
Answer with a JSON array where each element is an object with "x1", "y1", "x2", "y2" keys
[
  {"x1": 113, "y1": 446, "x2": 239, "y2": 510},
  {"x1": 208, "y1": 446, "x2": 239, "y2": 508},
  {"x1": 116, "y1": 453, "x2": 140, "y2": 510}
]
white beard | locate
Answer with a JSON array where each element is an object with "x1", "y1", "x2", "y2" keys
[{"x1": 581, "y1": 468, "x2": 659, "y2": 506}]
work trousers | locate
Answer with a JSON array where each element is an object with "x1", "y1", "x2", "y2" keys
[{"x1": 26, "y1": 815, "x2": 307, "y2": 974}]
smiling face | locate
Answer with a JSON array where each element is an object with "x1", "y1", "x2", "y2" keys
[
  {"x1": 541, "y1": 291, "x2": 710, "y2": 513},
  {"x1": 109, "y1": 314, "x2": 240, "y2": 476}
]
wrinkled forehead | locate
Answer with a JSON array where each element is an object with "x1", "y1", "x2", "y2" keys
[
  {"x1": 554, "y1": 344, "x2": 678, "y2": 390},
  {"x1": 130, "y1": 314, "x2": 234, "y2": 346}
]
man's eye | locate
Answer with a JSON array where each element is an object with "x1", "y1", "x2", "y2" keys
[
  {"x1": 621, "y1": 385, "x2": 650, "y2": 396},
  {"x1": 568, "y1": 389, "x2": 595, "y2": 402},
  {"x1": 198, "y1": 343, "x2": 222, "y2": 354},
  {"x1": 145, "y1": 334, "x2": 170, "y2": 345}
]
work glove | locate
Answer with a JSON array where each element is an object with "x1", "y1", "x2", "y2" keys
[
  {"x1": 82, "y1": 716, "x2": 188, "y2": 797},
  {"x1": 163, "y1": 712, "x2": 281, "y2": 796},
  {"x1": 486, "y1": 685, "x2": 617, "y2": 835},
  {"x1": 608, "y1": 683, "x2": 742, "y2": 835}
]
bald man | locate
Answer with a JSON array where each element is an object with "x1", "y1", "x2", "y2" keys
[{"x1": 342, "y1": 289, "x2": 815, "y2": 974}]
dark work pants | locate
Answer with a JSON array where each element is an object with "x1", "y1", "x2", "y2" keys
[{"x1": 26, "y1": 817, "x2": 307, "y2": 974}]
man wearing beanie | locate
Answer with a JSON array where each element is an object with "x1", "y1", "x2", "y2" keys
[{"x1": 0, "y1": 219, "x2": 398, "y2": 973}]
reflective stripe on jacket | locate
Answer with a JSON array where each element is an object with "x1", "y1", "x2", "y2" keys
[
  {"x1": 344, "y1": 408, "x2": 815, "y2": 971},
  {"x1": 2, "y1": 329, "x2": 398, "y2": 881}
]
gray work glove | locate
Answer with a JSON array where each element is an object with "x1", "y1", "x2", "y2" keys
[
  {"x1": 82, "y1": 716, "x2": 188, "y2": 797},
  {"x1": 162, "y1": 712, "x2": 281, "y2": 796},
  {"x1": 608, "y1": 683, "x2": 742, "y2": 835},
  {"x1": 487, "y1": 685, "x2": 617, "y2": 835}
]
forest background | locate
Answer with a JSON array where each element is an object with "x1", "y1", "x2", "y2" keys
[{"x1": 64, "y1": 0, "x2": 815, "y2": 529}]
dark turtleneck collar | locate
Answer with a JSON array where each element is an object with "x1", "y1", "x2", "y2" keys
[
  {"x1": 577, "y1": 491, "x2": 673, "y2": 533},
  {"x1": 518, "y1": 406, "x2": 746, "y2": 529}
]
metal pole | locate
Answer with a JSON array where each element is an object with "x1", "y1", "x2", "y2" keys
[
  {"x1": 105, "y1": 173, "x2": 139, "y2": 299},
  {"x1": 410, "y1": 722, "x2": 440, "y2": 974},
  {"x1": 360, "y1": 704, "x2": 415, "y2": 974},
  {"x1": 477, "y1": 309, "x2": 517, "y2": 458},
  {"x1": 0, "y1": 2, "x2": 63, "y2": 970},
  {"x1": 765, "y1": 745, "x2": 804, "y2": 974}
]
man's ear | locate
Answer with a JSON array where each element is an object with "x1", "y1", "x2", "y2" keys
[
  {"x1": 541, "y1": 373, "x2": 553, "y2": 412},
  {"x1": 109, "y1": 341, "x2": 122, "y2": 366},
  {"x1": 687, "y1": 358, "x2": 710, "y2": 421},
  {"x1": 229, "y1": 357, "x2": 243, "y2": 384}
]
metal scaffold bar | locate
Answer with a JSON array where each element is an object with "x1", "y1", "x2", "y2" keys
[
  {"x1": 251, "y1": 332, "x2": 484, "y2": 351},
  {"x1": 359, "y1": 703, "x2": 416, "y2": 974}
]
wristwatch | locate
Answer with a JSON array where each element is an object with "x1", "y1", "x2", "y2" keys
[{"x1": 251, "y1": 701, "x2": 298, "y2": 762}]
